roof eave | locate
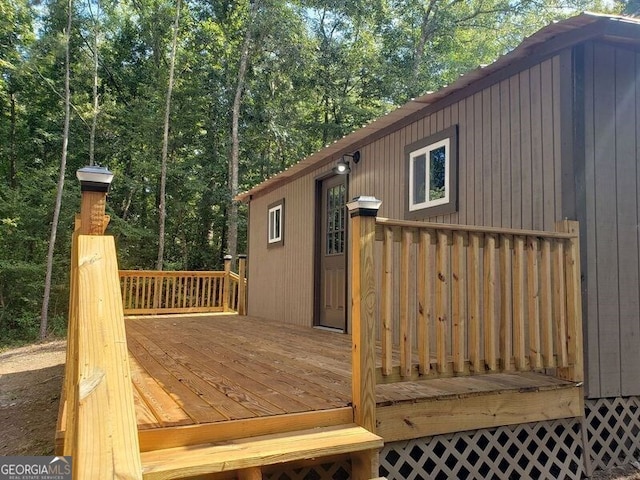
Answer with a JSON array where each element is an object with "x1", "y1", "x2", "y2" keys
[{"x1": 236, "y1": 12, "x2": 640, "y2": 203}]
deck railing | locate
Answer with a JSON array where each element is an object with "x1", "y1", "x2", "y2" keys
[
  {"x1": 347, "y1": 197, "x2": 584, "y2": 466},
  {"x1": 373, "y1": 218, "x2": 583, "y2": 384},
  {"x1": 119, "y1": 256, "x2": 247, "y2": 315}
]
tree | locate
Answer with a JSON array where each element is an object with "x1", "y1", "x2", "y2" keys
[
  {"x1": 623, "y1": 0, "x2": 640, "y2": 15},
  {"x1": 157, "y1": 0, "x2": 182, "y2": 270},
  {"x1": 40, "y1": 0, "x2": 73, "y2": 339},
  {"x1": 226, "y1": 0, "x2": 259, "y2": 262},
  {"x1": 88, "y1": 0, "x2": 101, "y2": 166}
]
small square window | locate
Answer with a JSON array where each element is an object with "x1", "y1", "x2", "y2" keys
[
  {"x1": 405, "y1": 125, "x2": 458, "y2": 219},
  {"x1": 267, "y1": 199, "x2": 284, "y2": 247}
]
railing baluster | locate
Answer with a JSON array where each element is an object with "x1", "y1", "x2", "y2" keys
[
  {"x1": 400, "y1": 228, "x2": 412, "y2": 378},
  {"x1": 170, "y1": 276, "x2": 176, "y2": 309},
  {"x1": 513, "y1": 236, "x2": 526, "y2": 370},
  {"x1": 135, "y1": 276, "x2": 142, "y2": 309},
  {"x1": 483, "y1": 234, "x2": 497, "y2": 372},
  {"x1": 540, "y1": 239, "x2": 555, "y2": 367},
  {"x1": 127, "y1": 275, "x2": 133, "y2": 311},
  {"x1": 468, "y1": 233, "x2": 482, "y2": 373},
  {"x1": 553, "y1": 239, "x2": 568, "y2": 368},
  {"x1": 217, "y1": 275, "x2": 224, "y2": 308},
  {"x1": 500, "y1": 235, "x2": 513, "y2": 371},
  {"x1": 452, "y1": 231, "x2": 466, "y2": 374},
  {"x1": 417, "y1": 229, "x2": 432, "y2": 375},
  {"x1": 527, "y1": 237, "x2": 542, "y2": 369},
  {"x1": 148, "y1": 276, "x2": 155, "y2": 309},
  {"x1": 152, "y1": 276, "x2": 160, "y2": 309},
  {"x1": 381, "y1": 226, "x2": 393, "y2": 376},
  {"x1": 436, "y1": 230, "x2": 449, "y2": 373}
]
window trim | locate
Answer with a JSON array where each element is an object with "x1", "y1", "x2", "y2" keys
[
  {"x1": 405, "y1": 124, "x2": 458, "y2": 219},
  {"x1": 267, "y1": 199, "x2": 285, "y2": 248}
]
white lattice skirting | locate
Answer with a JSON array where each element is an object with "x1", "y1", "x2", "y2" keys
[
  {"x1": 264, "y1": 396, "x2": 640, "y2": 480},
  {"x1": 585, "y1": 396, "x2": 640, "y2": 471},
  {"x1": 380, "y1": 419, "x2": 584, "y2": 480}
]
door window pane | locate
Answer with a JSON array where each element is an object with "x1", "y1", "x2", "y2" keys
[{"x1": 326, "y1": 184, "x2": 346, "y2": 255}]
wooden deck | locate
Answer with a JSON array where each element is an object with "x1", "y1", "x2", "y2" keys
[{"x1": 125, "y1": 313, "x2": 583, "y2": 453}]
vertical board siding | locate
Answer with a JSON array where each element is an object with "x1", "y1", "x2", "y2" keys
[
  {"x1": 614, "y1": 47, "x2": 640, "y2": 397},
  {"x1": 349, "y1": 56, "x2": 563, "y2": 231},
  {"x1": 247, "y1": 161, "x2": 334, "y2": 326},
  {"x1": 248, "y1": 55, "x2": 564, "y2": 336},
  {"x1": 583, "y1": 42, "x2": 640, "y2": 398},
  {"x1": 584, "y1": 42, "x2": 601, "y2": 397}
]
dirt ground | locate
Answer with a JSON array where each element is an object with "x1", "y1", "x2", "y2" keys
[
  {"x1": 1, "y1": 340, "x2": 639, "y2": 479},
  {"x1": 0, "y1": 340, "x2": 65, "y2": 456}
]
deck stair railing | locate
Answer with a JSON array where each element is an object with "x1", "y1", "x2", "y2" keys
[
  {"x1": 119, "y1": 254, "x2": 247, "y2": 315},
  {"x1": 62, "y1": 167, "x2": 143, "y2": 479}
]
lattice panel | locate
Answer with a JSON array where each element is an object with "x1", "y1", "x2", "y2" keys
[
  {"x1": 264, "y1": 460, "x2": 351, "y2": 480},
  {"x1": 380, "y1": 418, "x2": 584, "y2": 480},
  {"x1": 586, "y1": 396, "x2": 640, "y2": 471}
]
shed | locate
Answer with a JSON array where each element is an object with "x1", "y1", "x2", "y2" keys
[{"x1": 238, "y1": 12, "x2": 640, "y2": 404}]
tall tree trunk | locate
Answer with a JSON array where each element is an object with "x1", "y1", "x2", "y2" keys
[
  {"x1": 156, "y1": 0, "x2": 181, "y2": 271},
  {"x1": 227, "y1": 0, "x2": 258, "y2": 262},
  {"x1": 9, "y1": 92, "x2": 16, "y2": 188},
  {"x1": 89, "y1": 0, "x2": 100, "y2": 166},
  {"x1": 40, "y1": 0, "x2": 73, "y2": 339}
]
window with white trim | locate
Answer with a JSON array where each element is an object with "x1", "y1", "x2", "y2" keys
[
  {"x1": 409, "y1": 137, "x2": 449, "y2": 210},
  {"x1": 267, "y1": 199, "x2": 284, "y2": 247},
  {"x1": 405, "y1": 125, "x2": 458, "y2": 219}
]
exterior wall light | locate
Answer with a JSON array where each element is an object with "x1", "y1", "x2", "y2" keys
[{"x1": 333, "y1": 151, "x2": 360, "y2": 175}]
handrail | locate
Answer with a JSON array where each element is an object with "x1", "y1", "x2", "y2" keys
[
  {"x1": 374, "y1": 218, "x2": 583, "y2": 383},
  {"x1": 64, "y1": 235, "x2": 142, "y2": 479},
  {"x1": 119, "y1": 257, "x2": 248, "y2": 315},
  {"x1": 119, "y1": 270, "x2": 226, "y2": 314},
  {"x1": 375, "y1": 217, "x2": 577, "y2": 239}
]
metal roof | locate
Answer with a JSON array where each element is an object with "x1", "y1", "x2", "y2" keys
[{"x1": 236, "y1": 12, "x2": 640, "y2": 202}]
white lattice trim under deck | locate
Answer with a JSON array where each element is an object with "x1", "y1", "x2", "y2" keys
[
  {"x1": 586, "y1": 396, "x2": 640, "y2": 471},
  {"x1": 380, "y1": 418, "x2": 585, "y2": 480}
]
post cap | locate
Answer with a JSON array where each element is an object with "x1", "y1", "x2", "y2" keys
[
  {"x1": 77, "y1": 165, "x2": 114, "y2": 192},
  {"x1": 346, "y1": 196, "x2": 382, "y2": 217},
  {"x1": 238, "y1": 254, "x2": 247, "y2": 259},
  {"x1": 223, "y1": 254, "x2": 233, "y2": 260}
]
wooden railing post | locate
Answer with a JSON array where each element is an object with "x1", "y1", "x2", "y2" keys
[
  {"x1": 556, "y1": 220, "x2": 584, "y2": 383},
  {"x1": 63, "y1": 168, "x2": 142, "y2": 478},
  {"x1": 346, "y1": 196, "x2": 381, "y2": 480},
  {"x1": 77, "y1": 165, "x2": 113, "y2": 235},
  {"x1": 238, "y1": 254, "x2": 247, "y2": 315},
  {"x1": 223, "y1": 254, "x2": 232, "y2": 312}
]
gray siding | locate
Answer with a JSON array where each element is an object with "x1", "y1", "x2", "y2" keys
[
  {"x1": 583, "y1": 41, "x2": 640, "y2": 398},
  {"x1": 350, "y1": 55, "x2": 564, "y2": 232},
  {"x1": 247, "y1": 162, "x2": 334, "y2": 326},
  {"x1": 247, "y1": 54, "x2": 565, "y2": 330}
]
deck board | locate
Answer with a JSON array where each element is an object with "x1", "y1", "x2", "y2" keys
[{"x1": 125, "y1": 314, "x2": 578, "y2": 435}]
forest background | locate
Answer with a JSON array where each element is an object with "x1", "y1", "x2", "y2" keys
[{"x1": 0, "y1": 0, "x2": 635, "y2": 346}]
